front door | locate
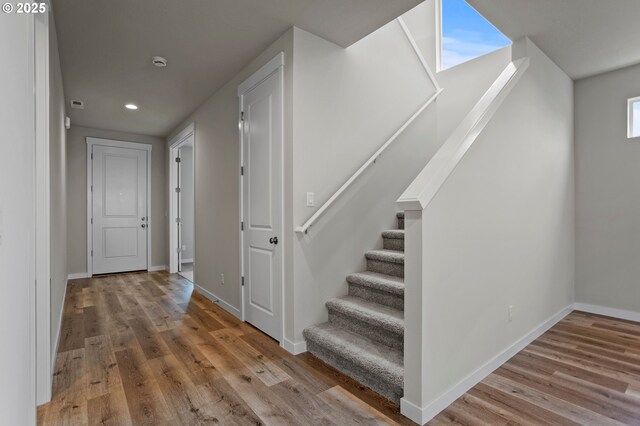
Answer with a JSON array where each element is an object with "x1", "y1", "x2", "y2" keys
[
  {"x1": 91, "y1": 144, "x2": 148, "y2": 274},
  {"x1": 241, "y1": 63, "x2": 283, "y2": 341}
]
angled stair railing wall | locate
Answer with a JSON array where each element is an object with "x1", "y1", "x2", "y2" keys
[
  {"x1": 295, "y1": 16, "x2": 443, "y2": 235},
  {"x1": 396, "y1": 38, "x2": 531, "y2": 425}
]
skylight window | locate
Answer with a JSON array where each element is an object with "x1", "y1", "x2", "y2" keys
[
  {"x1": 628, "y1": 97, "x2": 640, "y2": 139},
  {"x1": 439, "y1": 0, "x2": 511, "y2": 70}
]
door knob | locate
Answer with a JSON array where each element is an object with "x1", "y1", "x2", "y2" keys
[
  {"x1": 141, "y1": 224, "x2": 146, "y2": 228},
  {"x1": 269, "y1": 236, "x2": 278, "y2": 245}
]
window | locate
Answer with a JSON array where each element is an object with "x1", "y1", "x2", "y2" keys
[
  {"x1": 439, "y1": 0, "x2": 511, "y2": 71},
  {"x1": 628, "y1": 97, "x2": 640, "y2": 138}
]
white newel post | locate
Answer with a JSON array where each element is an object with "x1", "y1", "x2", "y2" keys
[{"x1": 399, "y1": 208, "x2": 430, "y2": 424}]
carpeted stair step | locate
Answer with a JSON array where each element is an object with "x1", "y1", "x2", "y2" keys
[
  {"x1": 326, "y1": 296, "x2": 404, "y2": 351},
  {"x1": 382, "y1": 229, "x2": 404, "y2": 251},
  {"x1": 303, "y1": 323, "x2": 403, "y2": 403},
  {"x1": 365, "y1": 249, "x2": 404, "y2": 278},
  {"x1": 397, "y1": 211, "x2": 404, "y2": 230},
  {"x1": 347, "y1": 271, "x2": 404, "y2": 310}
]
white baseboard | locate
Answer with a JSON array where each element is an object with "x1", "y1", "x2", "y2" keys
[
  {"x1": 194, "y1": 284, "x2": 242, "y2": 319},
  {"x1": 67, "y1": 272, "x2": 89, "y2": 280},
  {"x1": 401, "y1": 304, "x2": 573, "y2": 425},
  {"x1": 282, "y1": 338, "x2": 307, "y2": 355},
  {"x1": 148, "y1": 265, "x2": 167, "y2": 272},
  {"x1": 574, "y1": 302, "x2": 640, "y2": 323}
]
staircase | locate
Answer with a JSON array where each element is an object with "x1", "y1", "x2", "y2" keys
[{"x1": 303, "y1": 212, "x2": 405, "y2": 403}]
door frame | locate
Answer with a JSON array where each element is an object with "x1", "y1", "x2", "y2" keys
[
  {"x1": 237, "y1": 52, "x2": 285, "y2": 340},
  {"x1": 167, "y1": 123, "x2": 195, "y2": 275},
  {"x1": 86, "y1": 137, "x2": 153, "y2": 276}
]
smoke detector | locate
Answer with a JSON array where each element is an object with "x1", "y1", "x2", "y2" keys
[
  {"x1": 70, "y1": 100, "x2": 84, "y2": 109},
  {"x1": 152, "y1": 56, "x2": 167, "y2": 68}
]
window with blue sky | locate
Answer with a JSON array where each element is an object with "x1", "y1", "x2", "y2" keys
[{"x1": 440, "y1": 0, "x2": 511, "y2": 70}]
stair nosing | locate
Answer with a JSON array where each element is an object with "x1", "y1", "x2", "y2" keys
[
  {"x1": 303, "y1": 323, "x2": 403, "y2": 386},
  {"x1": 365, "y1": 249, "x2": 404, "y2": 264},
  {"x1": 326, "y1": 296, "x2": 404, "y2": 335},
  {"x1": 346, "y1": 271, "x2": 404, "y2": 295}
]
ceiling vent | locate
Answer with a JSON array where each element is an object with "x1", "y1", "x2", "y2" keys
[
  {"x1": 70, "y1": 100, "x2": 84, "y2": 109},
  {"x1": 152, "y1": 56, "x2": 167, "y2": 68}
]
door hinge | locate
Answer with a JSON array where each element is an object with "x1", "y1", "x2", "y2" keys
[
  {"x1": 176, "y1": 217, "x2": 181, "y2": 224},
  {"x1": 241, "y1": 276, "x2": 245, "y2": 286},
  {"x1": 240, "y1": 166, "x2": 244, "y2": 176},
  {"x1": 91, "y1": 153, "x2": 93, "y2": 160},
  {"x1": 175, "y1": 157, "x2": 181, "y2": 163},
  {"x1": 91, "y1": 185, "x2": 93, "y2": 192},
  {"x1": 175, "y1": 187, "x2": 181, "y2": 193},
  {"x1": 240, "y1": 111, "x2": 244, "y2": 121},
  {"x1": 91, "y1": 218, "x2": 93, "y2": 224},
  {"x1": 241, "y1": 221, "x2": 244, "y2": 231},
  {"x1": 176, "y1": 247, "x2": 181, "y2": 253},
  {"x1": 91, "y1": 250, "x2": 93, "y2": 257}
]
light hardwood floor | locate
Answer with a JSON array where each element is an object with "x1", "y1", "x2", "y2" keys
[
  {"x1": 38, "y1": 271, "x2": 411, "y2": 425},
  {"x1": 39, "y1": 271, "x2": 640, "y2": 425}
]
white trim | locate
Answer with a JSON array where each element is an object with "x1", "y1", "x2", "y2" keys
[
  {"x1": 67, "y1": 272, "x2": 90, "y2": 280},
  {"x1": 435, "y1": 0, "x2": 443, "y2": 72},
  {"x1": 86, "y1": 137, "x2": 153, "y2": 276},
  {"x1": 86, "y1": 137, "x2": 153, "y2": 152},
  {"x1": 148, "y1": 265, "x2": 167, "y2": 272},
  {"x1": 400, "y1": 304, "x2": 573, "y2": 425},
  {"x1": 627, "y1": 96, "x2": 640, "y2": 139},
  {"x1": 574, "y1": 303, "x2": 640, "y2": 323},
  {"x1": 194, "y1": 284, "x2": 242, "y2": 319},
  {"x1": 397, "y1": 17, "x2": 441, "y2": 91},
  {"x1": 181, "y1": 258, "x2": 194, "y2": 264},
  {"x1": 34, "y1": 10, "x2": 52, "y2": 405},
  {"x1": 282, "y1": 338, "x2": 307, "y2": 355},
  {"x1": 398, "y1": 56, "x2": 530, "y2": 211},
  {"x1": 51, "y1": 278, "x2": 68, "y2": 370},
  {"x1": 237, "y1": 52, "x2": 284, "y2": 95},
  {"x1": 167, "y1": 123, "x2": 196, "y2": 275}
]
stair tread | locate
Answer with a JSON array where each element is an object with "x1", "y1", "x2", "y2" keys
[
  {"x1": 303, "y1": 323, "x2": 403, "y2": 387},
  {"x1": 326, "y1": 296, "x2": 404, "y2": 335},
  {"x1": 365, "y1": 249, "x2": 404, "y2": 264},
  {"x1": 382, "y1": 229, "x2": 404, "y2": 239},
  {"x1": 347, "y1": 271, "x2": 404, "y2": 295}
]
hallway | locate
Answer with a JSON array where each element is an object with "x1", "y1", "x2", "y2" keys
[{"x1": 37, "y1": 272, "x2": 409, "y2": 425}]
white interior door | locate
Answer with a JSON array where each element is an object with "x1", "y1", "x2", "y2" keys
[
  {"x1": 241, "y1": 66, "x2": 283, "y2": 342},
  {"x1": 92, "y1": 144, "x2": 148, "y2": 274}
]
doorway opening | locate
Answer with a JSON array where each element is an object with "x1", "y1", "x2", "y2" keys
[{"x1": 168, "y1": 124, "x2": 195, "y2": 281}]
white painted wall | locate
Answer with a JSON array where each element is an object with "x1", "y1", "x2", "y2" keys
[
  {"x1": 414, "y1": 41, "x2": 574, "y2": 409},
  {"x1": 167, "y1": 29, "x2": 294, "y2": 310},
  {"x1": 575, "y1": 62, "x2": 640, "y2": 313},
  {"x1": 49, "y1": 13, "x2": 67, "y2": 366},
  {"x1": 0, "y1": 10, "x2": 36, "y2": 425},
  {"x1": 288, "y1": 3, "x2": 510, "y2": 344},
  {"x1": 180, "y1": 145, "x2": 195, "y2": 261},
  {"x1": 66, "y1": 126, "x2": 167, "y2": 274}
]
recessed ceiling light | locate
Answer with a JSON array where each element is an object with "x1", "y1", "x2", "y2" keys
[{"x1": 125, "y1": 104, "x2": 138, "y2": 110}]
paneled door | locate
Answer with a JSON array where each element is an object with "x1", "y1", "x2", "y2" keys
[
  {"x1": 240, "y1": 55, "x2": 283, "y2": 341},
  {"x1": 91, "y1": 143, "x2": 149, "y2": 274}
]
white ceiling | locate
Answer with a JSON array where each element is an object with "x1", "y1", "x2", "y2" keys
[
  {"x1": 467, "y1": 0, "x2": 640, "y2": 80},
  {"x1": 53, "y1": 0, "x2": 422, "y2": 136}
]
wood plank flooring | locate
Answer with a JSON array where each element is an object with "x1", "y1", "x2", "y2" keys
[
  {"x1": 38, "y1": 272, "x2": 410, "y2": 425},
  {"x1": 38, "y1": 271, "x2": 640, "y2": 425},
  {"x1": 431, "y1": 311, "x2": 640, "y2": 425}
]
